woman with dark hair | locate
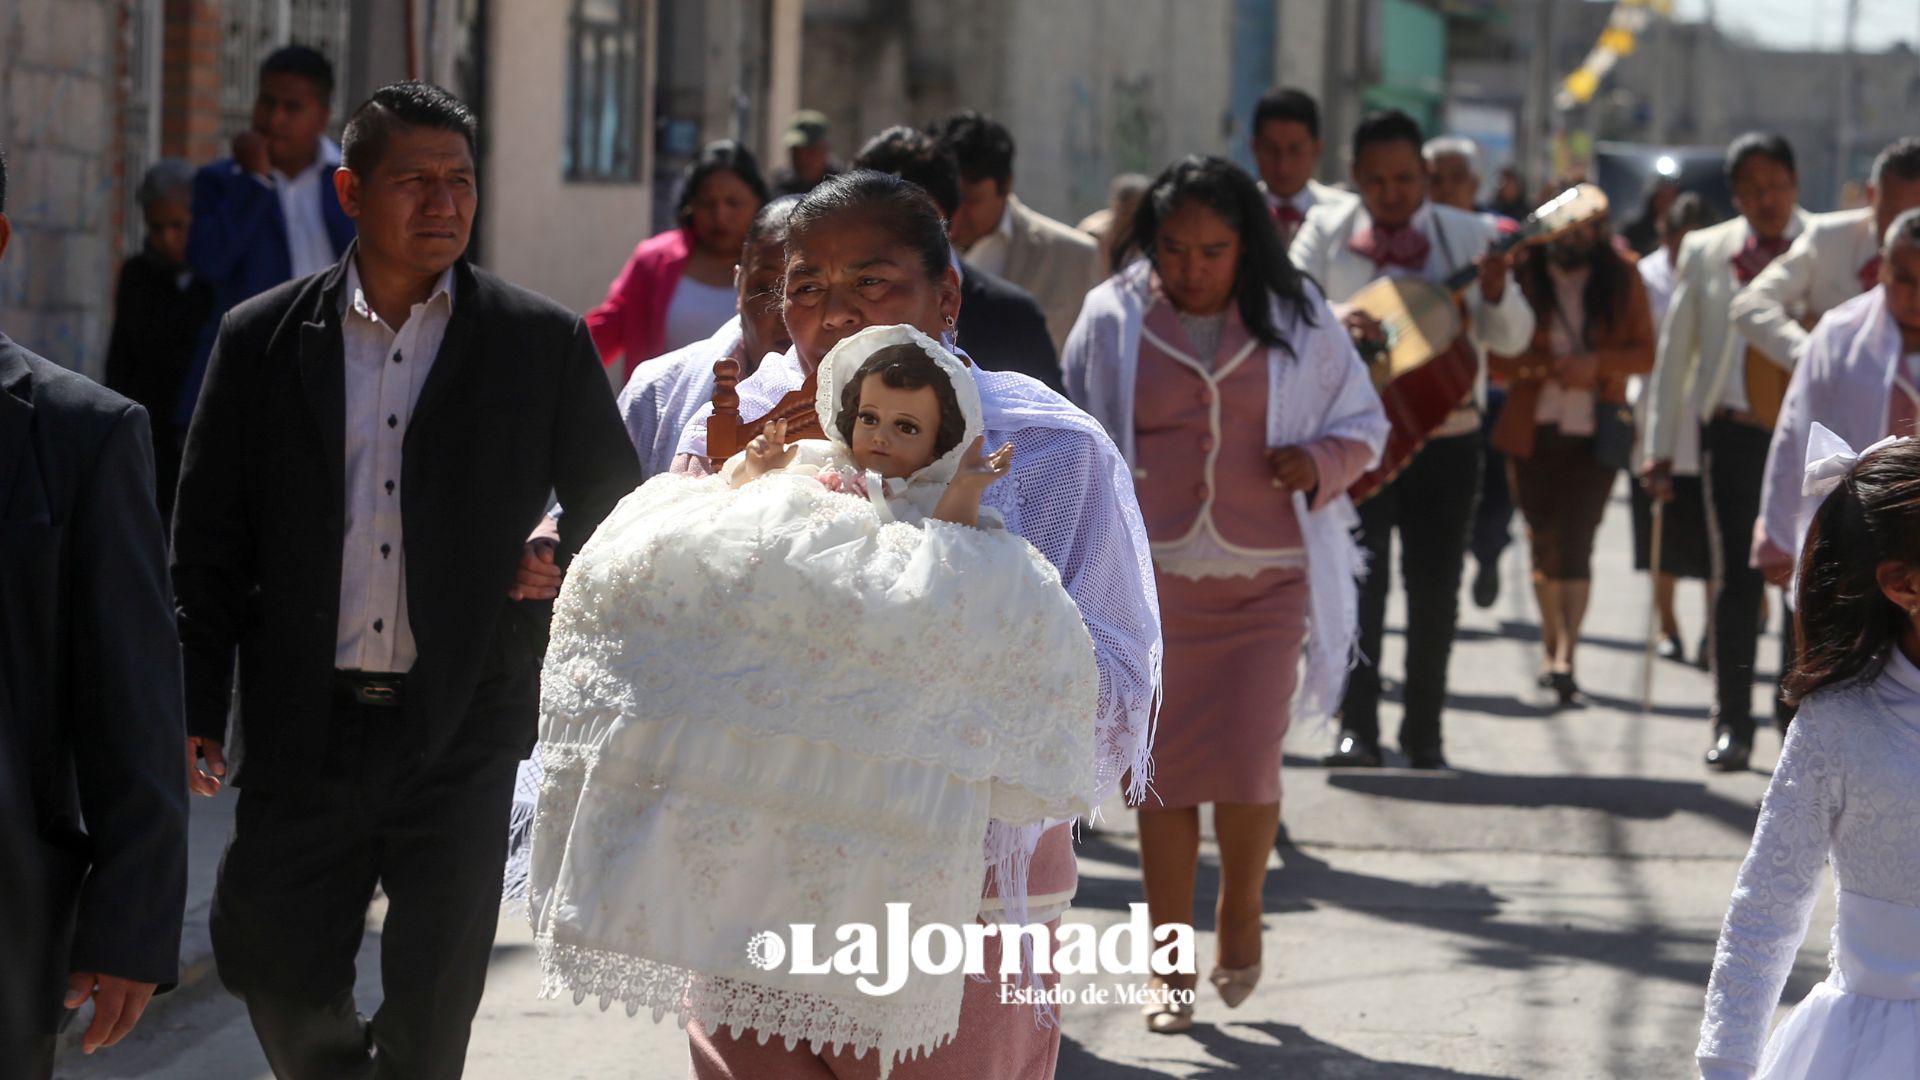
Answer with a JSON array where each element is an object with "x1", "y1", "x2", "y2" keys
[
  {"x1": 656, "y1": 169, "x2": 1162, "y2": 1078},
  {"x1": 1699, "y1": 432, "x2": 1920, "y2": 1080},
  {"x1": 1621, "y1": 174, "x2": 1680, "y2": 256},
  {"x1": 587, "y1": 139, "x2": 770, "y2": 378},
  {"x1": 1064, "y1": 155, "x2": 1388, "y2": 1031},
  {"x1": 1489, "y1": 213, "x2": 1654, "y2": 706}
]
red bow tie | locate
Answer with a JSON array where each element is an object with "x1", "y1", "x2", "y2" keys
[
  {"x1": 1272, "y1": 203, "x2": 1306, "y2": 227},
  {"x1": 1349, "y1": 223, "x2": 1431, "y2": 273},
  {"x1": 1860, "y1": 255, "x2": 1883, "y2": 291},
  {"x1": 1729, "y1": 234, "x2": 1790, "y2": 284}
]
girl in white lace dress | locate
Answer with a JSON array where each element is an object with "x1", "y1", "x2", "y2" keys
[
  {"x1": 527, "y1": 323, "x2": 1101, "y2": 1077},
  {"x1": 1699, "y1": 428, "x2": 1920, "y2": 1079}
]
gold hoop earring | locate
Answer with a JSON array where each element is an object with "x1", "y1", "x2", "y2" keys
[{"x1": 944, "y1": 315, "x2": 956, "y2": 328}]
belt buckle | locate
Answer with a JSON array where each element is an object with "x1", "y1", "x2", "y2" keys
[{"x1": 357, "y1": 684, "x2": 398, "y2": 706}]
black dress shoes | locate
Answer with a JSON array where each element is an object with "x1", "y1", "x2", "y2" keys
[
  {"x1": 1472, "y1": 560, "x2": 1500, "y2": 609},
  {"x1": 1549, "y1": 671, "x2": 1587, "y2": 709},
  {"x1": 1658, "y1": 635, "x2": 1687, "y2": 663},
  {"x1": 1704, "y1": 729, "x2": 1752, "y2": 772},
  {"x1": 1323, "y1": 732, "x2": 1383, "y2": 767},
  {"x1": 1406, "y1": 749, "x2": 1451, "y2": 771}
]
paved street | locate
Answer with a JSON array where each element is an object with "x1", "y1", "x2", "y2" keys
[{"x1": 54, "y1": 482, "x2": 1820, "y2": 1079}]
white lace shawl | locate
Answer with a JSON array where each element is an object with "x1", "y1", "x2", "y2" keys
[
  {"x1": 1062, "y1": 260, "x2": 1388, "y2": 734},
  {"x1": 676, "y1": 341, "x2": 1164, "y2": 924}
]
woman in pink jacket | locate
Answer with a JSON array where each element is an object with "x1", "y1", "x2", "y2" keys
[{"x1": 587, "y1": 140, "x2": 769, "y2": 379}]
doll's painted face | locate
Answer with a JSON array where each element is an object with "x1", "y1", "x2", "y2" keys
[{"x1": 850, "y1": 375, "x2": 942, "y2": 479}]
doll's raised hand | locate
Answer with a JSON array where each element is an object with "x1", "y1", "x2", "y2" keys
[
  {"x1": 737, "y1": 418, "x2": 800, "y2": 485},
  {"x1": 932, "y1": 436, "x2": 1014, "y2": 527}
]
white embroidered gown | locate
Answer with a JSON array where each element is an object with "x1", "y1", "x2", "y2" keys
[
  {"x1": 527, "y1": 328, "x2": 1101, "y2": 1076},
  {"x1": 1699, "y1": 649, "x2": 1920, "y2": 1079}
]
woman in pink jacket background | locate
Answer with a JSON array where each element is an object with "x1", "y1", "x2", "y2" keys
[{"x1": 587, "y1": 139, "x2": 769, "y2": 379}]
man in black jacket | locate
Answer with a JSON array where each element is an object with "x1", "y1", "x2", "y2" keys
[
  {"x1": 852, "y1": 126, "x2": 1062, "y2": 391},
  {"x1": 0, "y1": 147, "x2": 189, "y2": 1077},
  {"x1": 171, "y1": 83, "x2": 640, "y2": 1078}
]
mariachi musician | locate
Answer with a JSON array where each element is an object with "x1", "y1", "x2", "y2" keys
[
  {"x1": 1290, "y1": 109, "x2": 1534, "y2": 771},
  {"x1": 1641, "y1": 132, "x2": 1808, "y2": 774}
]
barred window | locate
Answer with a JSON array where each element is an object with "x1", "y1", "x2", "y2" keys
[{"x1": 565, "y1": 0, "x2": 648, "y2": 183}]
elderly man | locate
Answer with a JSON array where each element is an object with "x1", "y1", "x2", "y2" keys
[{"x1": 1755, "y1": 208, "x2": 1920, "y2": 588}]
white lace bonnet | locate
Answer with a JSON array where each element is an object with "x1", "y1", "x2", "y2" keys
[{"x1": 812, "y1": 324, "x2": 984, "y2": 486}]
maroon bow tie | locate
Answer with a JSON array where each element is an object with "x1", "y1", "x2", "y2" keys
[
  {"x1": 1273, "y1": 203, "x2": 1306, "y2": 227},
  {"x1": 1349, "y1": 223, "x2": 1431, "y2": 273},
  {"x1": 1729, "y1": 234, "x2": 1790, "y2": 285},
  {"x1": 1860, "y1": 255, "x2": 1882, "y2": 291}
]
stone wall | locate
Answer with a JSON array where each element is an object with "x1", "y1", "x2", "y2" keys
[{"x1": 0, "y1": 0, "x2": 121, "y2": 378}]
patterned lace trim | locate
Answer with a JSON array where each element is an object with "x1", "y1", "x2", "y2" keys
[{"x1": 536, "y1": 935, "x2": 960, "y2": 1079}]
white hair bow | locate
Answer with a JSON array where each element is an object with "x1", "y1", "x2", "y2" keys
[{"x1": 1803, "y1": 422, "x2": 1908, "y2": 498}]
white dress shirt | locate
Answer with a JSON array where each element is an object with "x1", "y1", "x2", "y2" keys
[
  {"x1": 335, "y1": 258, "x2": 457, "y2": 672},
  {"x1": 263, "y1": 138, "x2": 344, "y2": 280},
  {"x1": 962, "y1": 200, "x2": 1016, "y2": 276},
  {"x1": 1633, "y1": 247, "x2": 1702, "y2": 474}
]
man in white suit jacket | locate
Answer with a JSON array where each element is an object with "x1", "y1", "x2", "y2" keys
[
  {"x1": 1642, "y1": 133, "x2": 1807, "y2": 772},
  {"x1": 1250, "y1": 87, "x2": 1358, "y2": 249},
  {"x1": 933, "y1": 110, "x2": 1104, "y2": 356},
  {"x1": 1755, "y1": 210, "x2": 1920, "y2": 588},
  {"x1": 1731, "y1": 137, "x2": 1920, "y2": 370},
  {"x1": 1290, "y1": 109, "x2": 1534, "y2": 771}
]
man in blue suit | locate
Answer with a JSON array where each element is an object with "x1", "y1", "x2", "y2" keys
[{"x1": 175, "y1": 45, "x2": 355, "y2": 442}]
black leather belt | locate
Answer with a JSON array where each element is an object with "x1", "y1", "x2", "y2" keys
[{"x1": 334, "y1": 670, "x2": 407, "y2": 708}]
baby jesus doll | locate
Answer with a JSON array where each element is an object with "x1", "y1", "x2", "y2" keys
[
  {"x1": 729, "y1": 338, "x2": 1015, "y2": 529},
  {"x1": 526, "y1": 324, "x2": 1099, "y2": 1076}
]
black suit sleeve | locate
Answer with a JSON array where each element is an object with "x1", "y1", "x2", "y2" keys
[
  {"x1": 103, "y1": 260, "x2": 144, "y2": 405},
  {"x1": 171, "y1": 313, "x2": 253, "y2": 743},
  {"x1": 67, "y1": 404, "x2": 189, "y2": 986},
  {"x1": 551, "y1": 318, "x2": 643, "y2": 562}
]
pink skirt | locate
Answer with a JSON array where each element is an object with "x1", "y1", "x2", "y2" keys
[{"x1": 1145, "y1": 566, "x2": 1308, "y2": 810}]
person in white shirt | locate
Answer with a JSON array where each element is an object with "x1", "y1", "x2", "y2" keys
[
  {"x1": 1698, "y1": 431, "x2": 1920, "y2": 1080},
  {"x1": 1731, "y1": 136, "x2": 1920, "y2": 373},
  {"x1": 1641, "y1": 133, "x2": 1809, "y2": 773},
  {"x1": 1250, "y1": 87, "x2": 1357, "y2": 248},
  {"x1": 1290, "y1": 109, "x2": 1535, "y2": 770},
  {"x1": 1425, "y1": 133, "x2": 1521, "y2": 611},
  {"x1": 1632, "y1": 193, "x2": 1715, "y2": 665}
]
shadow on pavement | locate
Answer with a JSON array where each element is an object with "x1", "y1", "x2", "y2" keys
[
  {"x1": 1059, "y1": 1021, "x2": 1518, "y2": 1078},
  {"x1": 1321, "y1": 771, "x2": 1759, "y2": 833}
]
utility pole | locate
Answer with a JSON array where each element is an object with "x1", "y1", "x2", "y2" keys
[
  {"x1": 1523, "y1": 0, "x2": 1557, "y2": 193},
  {"x1": 1837, "y1": 0, "x2": 1861, "y2": 207}
]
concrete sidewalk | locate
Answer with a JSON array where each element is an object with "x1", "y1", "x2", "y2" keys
[{"x1": 57, "y1": 483, "x2": 1816, "y2": 1078}]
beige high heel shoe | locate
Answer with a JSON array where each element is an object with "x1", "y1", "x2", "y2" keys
[
  {"x1": 1209, "y1": 963, "x2": 1262, "y2": 1009},
  {"x1": 1141, "y1": 979, "x2": 1196, "y2": 1033}
]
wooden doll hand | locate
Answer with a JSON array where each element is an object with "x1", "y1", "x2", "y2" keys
[
  {"x1": 948, "y1": 437, "x2": 1015, "y2": 493},
  {"x1": 743, "y1": 417, "x2": 799, "y2": 479}
]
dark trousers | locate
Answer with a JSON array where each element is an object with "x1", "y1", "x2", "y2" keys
[
  {"x1": 1342, "y1": 432, "x2": 1483, "y2": 755},
  {"x1": 1701, "y1": 416, "x2": 1772, "y2": 742},
  {"x1": 1472, "y1": 387, "x2": 1515, "y2": 569},
  {"x1": 210, "y1": 701, "x2": 521, "y2": 1080}
]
